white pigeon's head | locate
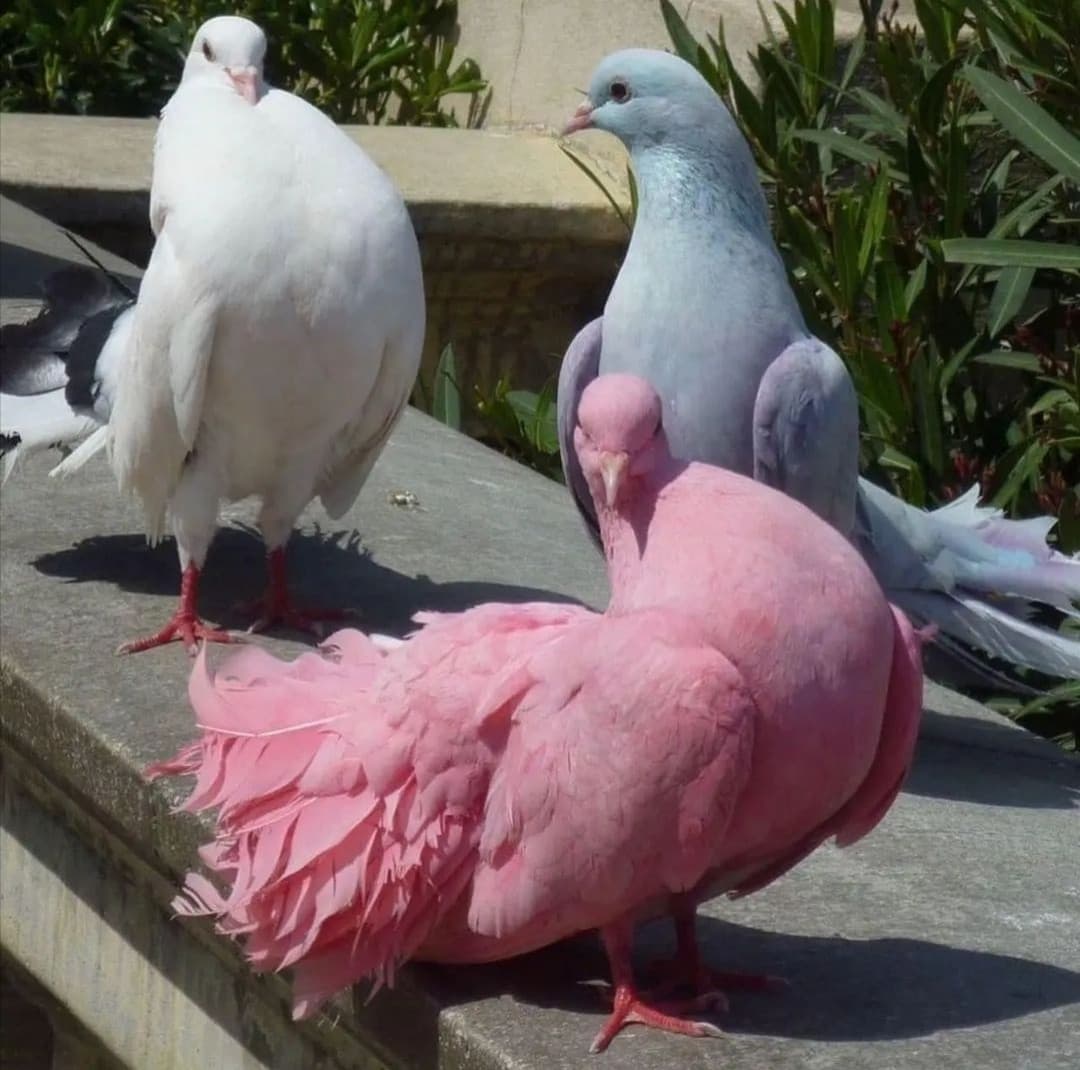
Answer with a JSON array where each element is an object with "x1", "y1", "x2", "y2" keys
[
  {"x1": 183, "y1": 16, "x2": 267, "y2": 105},
  {"x1": 574, "y1": 374, "x2": 668, "y2": 511},
  {"x1": 563, "y1": 48, "x2": 731, "y2": 153}
]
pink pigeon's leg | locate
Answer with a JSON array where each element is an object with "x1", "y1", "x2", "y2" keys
[
  {"x1": 645, "y1": 895, "x2": 788, "y2": 998},
  {"x1": 590, "y1": 920, "x2": 724, "y2": 1054},
  {"x1": 118, "y1": 564, "x2": 240, "y2": 656},
  {"x1": 239, "y1": 547, "x2": 353, "y2": 637}
]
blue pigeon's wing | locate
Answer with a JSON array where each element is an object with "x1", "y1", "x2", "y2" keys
[
  {"x1": 557, "y1": 316, "x2": 603, "y2": 539},
  {"x1": 752, "y1": 338, "x2": 859, "y2": 535}
]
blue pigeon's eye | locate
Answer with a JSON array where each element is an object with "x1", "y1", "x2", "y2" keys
[
  {"x1": 610, "y1": 80, "x2": 629, "y2": 103},
  {"x1": 201, "y1": 40, "x2": 215, "y2": 61}
]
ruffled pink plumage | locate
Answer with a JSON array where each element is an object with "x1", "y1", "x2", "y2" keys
[{"x1": 149, "y1": 372, "x2": 924, "y2": 1040}]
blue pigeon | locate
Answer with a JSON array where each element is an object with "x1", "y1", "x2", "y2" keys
[{"x1": 558, "y1": 48, "x2": 1080, "y2": 683}]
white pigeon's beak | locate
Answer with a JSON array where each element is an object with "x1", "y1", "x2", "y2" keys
[
  {"x1": 598, "y1": 451, "x2": 629, "y2": 508},
  {"x1": 562, "y1": 99, "x2": 594, "y2": 136},
  {"x1": 226, "y1": 66, "x2": 261, "y2": 105}
]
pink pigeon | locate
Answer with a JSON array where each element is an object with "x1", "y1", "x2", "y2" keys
[{"x1": 147, "y1": 372, "x2": 923, "y2": 1053}]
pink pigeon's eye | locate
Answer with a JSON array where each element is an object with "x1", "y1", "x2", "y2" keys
[{"x1": 610, "y1": 80, "x2": 630, "y2": 103}]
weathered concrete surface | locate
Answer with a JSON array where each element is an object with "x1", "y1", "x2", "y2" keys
[
  {"x1": 2, "y1": 202, "x2": 1080, "y2": 1069},
  {"x1": 0, "y1": 118, "x2": 627, "y2": 422}
]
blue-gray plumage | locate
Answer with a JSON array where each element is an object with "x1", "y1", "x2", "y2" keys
[{"x1": 558, "y1": 48, "x2": 1080, "y2": 682}]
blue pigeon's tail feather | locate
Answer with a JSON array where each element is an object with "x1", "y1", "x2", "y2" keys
[{"x1": 856, "y1": 479, "x2": 1080, "y2": 685}]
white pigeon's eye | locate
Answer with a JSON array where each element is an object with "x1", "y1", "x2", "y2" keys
[
  {"x1": 201, "y1": 40, "x2": 215, "y2": 62},
  {"x1": 610, "y1": 80, "x2": 630, "y2": 103}
]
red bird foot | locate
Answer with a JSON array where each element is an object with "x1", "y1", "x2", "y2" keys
[
  {"x1": 644, "y1": 956, "x2": 789, "y2": 1000},
  {"x1": 117, "y1": 613, "x2": 239, "y2": 656},
  {"x1": 117, "y1": 564, "x2": 241, "y2": 656},
  {"x1": 590, "y1": 983, "x2": 724, "y2": 1054},
  {"x1": 236, "y1": 547, "x2": 353, "y2": 638}
]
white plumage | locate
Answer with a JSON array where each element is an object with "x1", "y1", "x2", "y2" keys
[{"x1": 1, "y1": 16, "x2": 425, "y2": 653}]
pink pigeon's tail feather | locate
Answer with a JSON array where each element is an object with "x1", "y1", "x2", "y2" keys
[
  {"x1": 146, "y1": 603, "x2": 592, "y2": 1015},
  {"x1": 729, "y1": 606, "x2": 924, "y2": 898}
]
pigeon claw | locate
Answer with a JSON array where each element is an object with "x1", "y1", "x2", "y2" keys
[
  {"x1": 589, "y1": 983, "x2": 724, "y2": 1054},
  {"x1": 644, "y1": 956, "x2": 789, "y2": 999},
  {"x1": 117, "y1": 614, "x2": 241, "y2": 656}
]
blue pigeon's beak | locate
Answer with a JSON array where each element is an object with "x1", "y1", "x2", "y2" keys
[{"x1": 562, "y1": 99, "x2": 594, "y2": 136}]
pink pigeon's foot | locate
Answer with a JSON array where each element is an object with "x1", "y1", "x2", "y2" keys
[
  {"x1": 117, "y1": 565, "x2": 240, "y2": 656},
  {"x1": 645, "y1": 895, "x2": 788, "y2": 1000},
  {"x1": 592, "y1": 919, "x2": 724, "y2": 1054},
  {"x1": 644, "y1": 956, "x2": 788, "y2": 999},
  {"x1": 238, "y1": 547, "x2": 353, "y2": 637},
  {"x1": 590, "y1": 984, "x2": 724, "y2": 1054}
]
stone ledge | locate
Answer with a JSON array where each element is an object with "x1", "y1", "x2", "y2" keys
[
  {"x1": 0, "y1": 113, "x2": 629, "y2": 244},
  {"x1": 3, "y1": 201, "x2": 1079, "y2": 1070}
]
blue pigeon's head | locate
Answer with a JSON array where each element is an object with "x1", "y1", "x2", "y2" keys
[{"x1": 564, "y1": 49, "x2": 728, "y2": 152}]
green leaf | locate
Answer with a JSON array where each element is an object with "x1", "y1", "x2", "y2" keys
[
  {"x1": 917, "y1": 55, "x2": 963, "y2": 133},
  {"x1": 961, "y1": 67, "x2": 1080, "y2": 183},
  {"x1": 991, "y1": 439, "x2": 1050, "y2": 509},
  {"x1": 1028, "y1": 388, "x2": 1076, "y2": 418},
  {"x1": 985, "y1": 265, "x2": 1035, "y2": 338},
  {"x1": 432, "y1": 343, "x2": 462, "y2": 431},
  {"x1": 792, "y1": 128, "x2": 898, "y2": 170},
  {"x1": 904, "y1": 260, "x2": 928, "y2": 315},
  {"x1": 660, "y1": 0, "x2": 702, "y2": 66},
  {"x1": 941, "y1": 238, "x2": 1080, "y2": 270},
  {"x1": 971, "y1": 350, "x2": 1042, "y2": 372},
  {"x1": 858, "y1": 170, "x2": 889, "y2": 276}
]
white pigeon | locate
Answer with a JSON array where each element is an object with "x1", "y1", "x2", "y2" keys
[{"x1": 0, "y1": 16, "x2": 425, "y2": 654}]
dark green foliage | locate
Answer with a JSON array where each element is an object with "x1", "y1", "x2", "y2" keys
[
  {"x1": 421, "y1": 344, "x2": 563, "y2": 481},
  {"x1": 0, "y1": 1, "x2": 486, "y2": 125}
]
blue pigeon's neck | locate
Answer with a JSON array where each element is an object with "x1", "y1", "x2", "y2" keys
[{"x1": 630, "y1": 144, "x2": 770, "y2": 235}]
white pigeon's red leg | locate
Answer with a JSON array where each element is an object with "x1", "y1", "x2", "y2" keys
[
  {"x1": 645, "y1": 895, "x2": 788, "y2": 999},
  {"x1": 239, "y1": 547, "x2": 352, "y2": 637},
  {"x1": 590, "y1": 920, "x2": 724, "y2": 1054},
  {"x1": 117, "y1": 565, "x2": 239, "y2": 656}
]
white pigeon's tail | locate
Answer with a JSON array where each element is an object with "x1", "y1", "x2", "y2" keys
[
  {"x1": 1, "y1": 261, "x2": 134, "y2": 484},
  {"x1": 856, "y1": 479, "x2": 1080, "y2": 684}
]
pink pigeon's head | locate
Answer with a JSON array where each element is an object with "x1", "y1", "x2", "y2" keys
[{"x1": 574, "y1": 374, "x2": 667, "y2": 511}]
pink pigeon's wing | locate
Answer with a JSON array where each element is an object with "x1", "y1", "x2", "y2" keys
[
  {"x1": 467, "y1": 608, "x2": 757, "y2": 941},
  {"x1": 729, "y1": 605, "x2": 924, "y2": 898}
]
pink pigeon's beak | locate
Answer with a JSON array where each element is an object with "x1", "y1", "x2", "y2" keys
[
  {"x1": 226, "y1": 66, "x2": 261, "y2": 105},
  {"x1": 562, "y1": 99, "x2": 595, "y2": 136},
  {"x1": 598, "y1": 451, "x2": 629, "y2": 508}
]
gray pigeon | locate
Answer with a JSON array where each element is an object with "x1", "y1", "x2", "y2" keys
[{"x1": 558, "y1": 48, "x2": 1080, "y2": 683}]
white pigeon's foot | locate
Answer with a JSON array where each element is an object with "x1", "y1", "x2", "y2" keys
[
  {"x1": 117, "y1": 564, "x2": 242, "y2": 656},
  {"x1": 236, "y1": 547, "x2": 355, "y2": 639}
]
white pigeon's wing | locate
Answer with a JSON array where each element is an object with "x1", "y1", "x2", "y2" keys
[
  {"x1": 107, "y1": 228, "x2": 218, "y2": 539},
  {"x1": 752, "y1": 337, "x2": 860, "y2": 535},
  {"x1": 316, "y1": 337, "x2": 417, "y2": 519}
]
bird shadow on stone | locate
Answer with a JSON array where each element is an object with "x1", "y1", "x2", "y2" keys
[
  {"x1": 901, "y1": 725, "x2": 1080, "y2": 812},
  {"x1": 30, "y1": 521, "x2": 582, "y2": 639},
  {"x1": 414, "y1": 915, "x2": 1080, "y2": 1045}
]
